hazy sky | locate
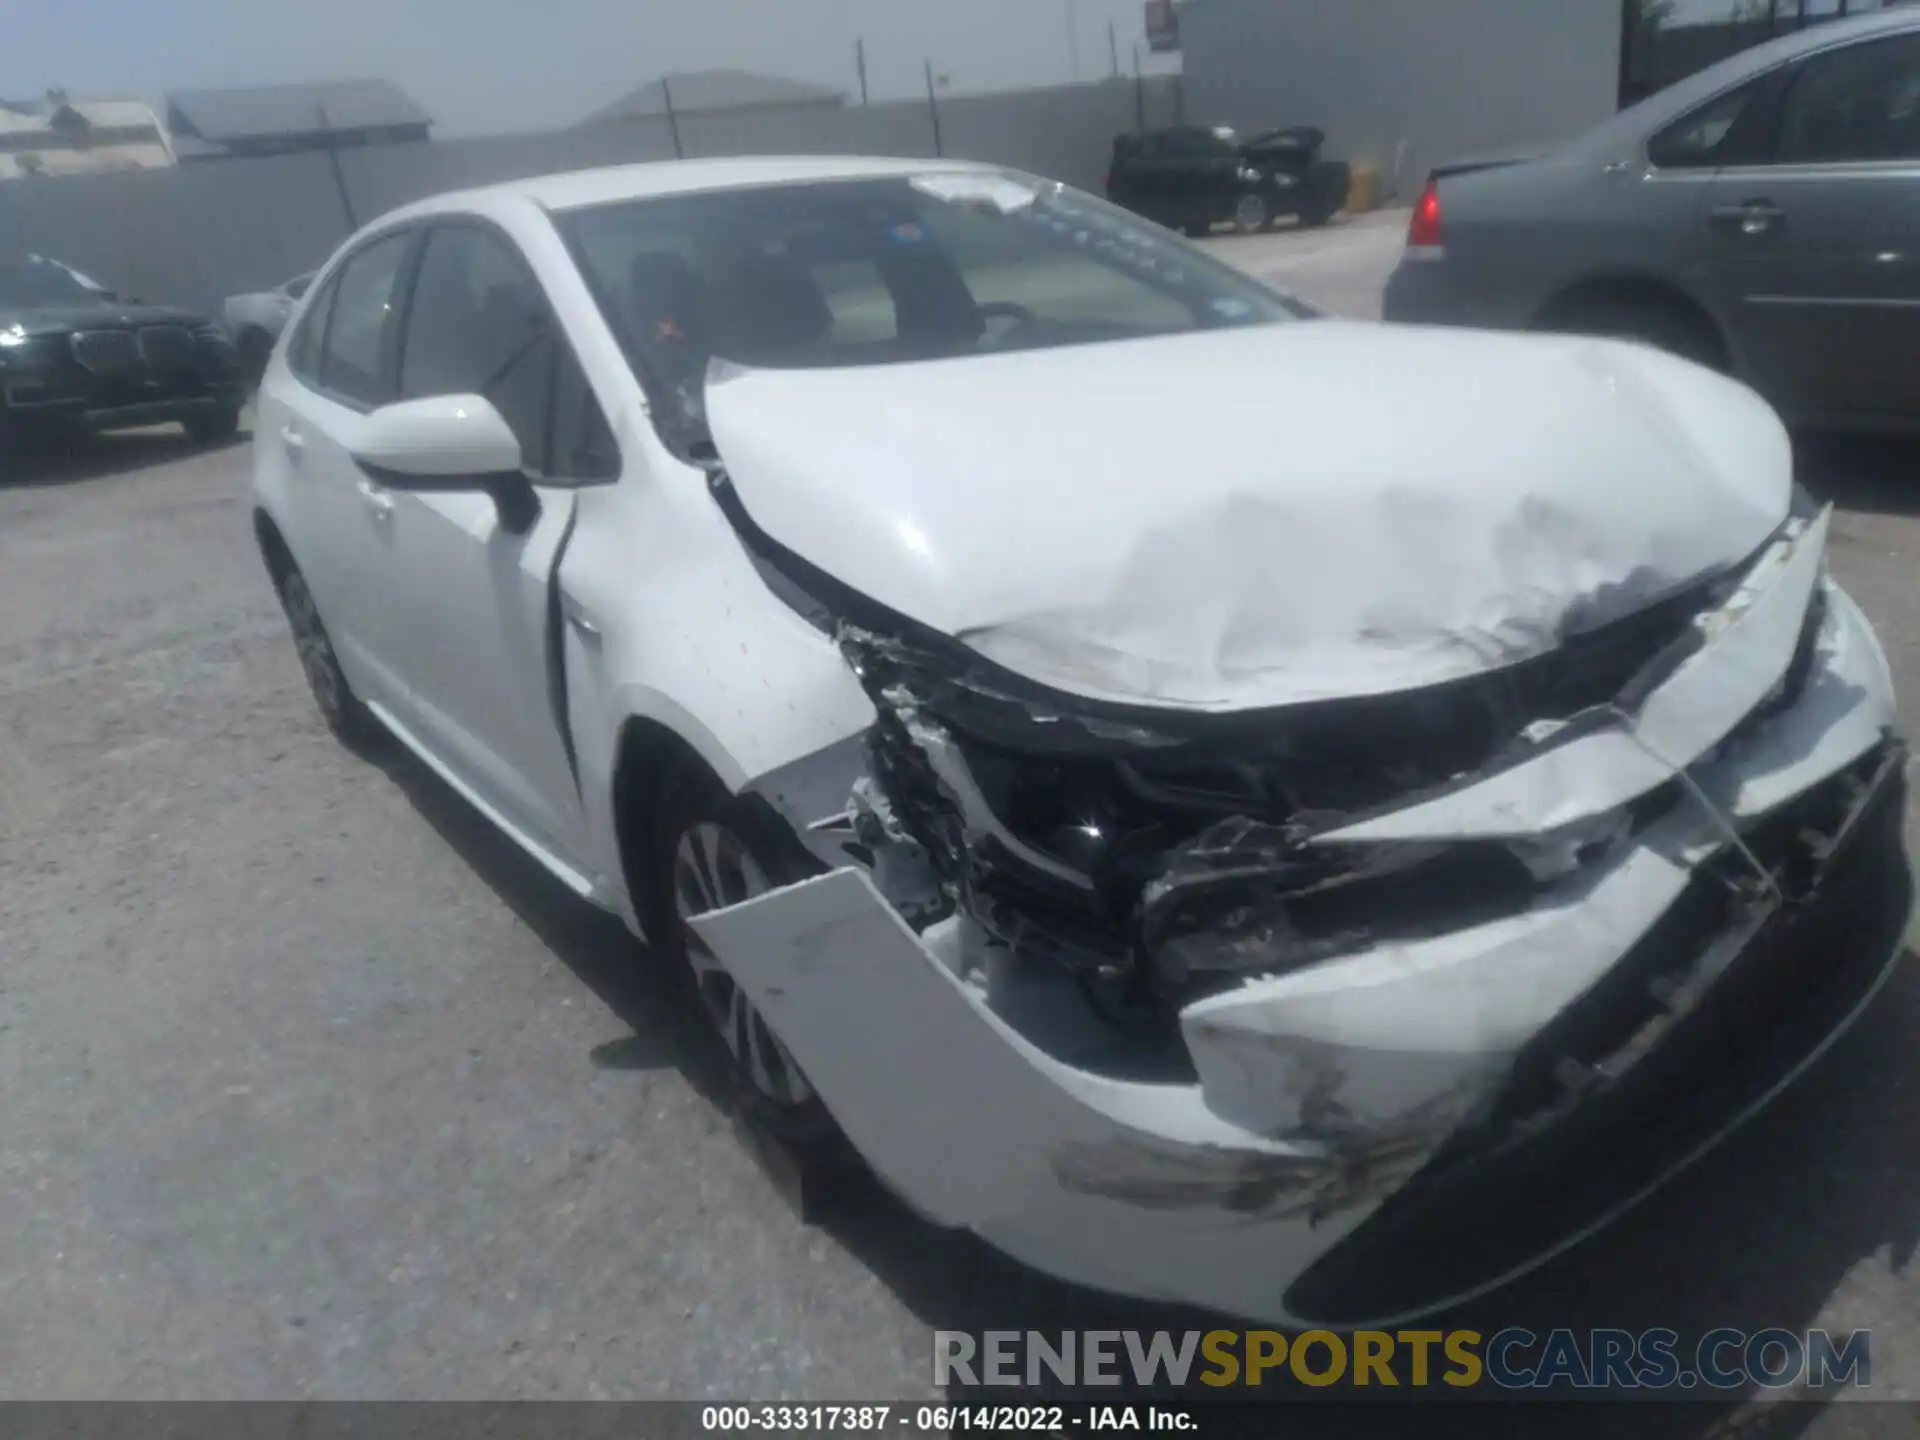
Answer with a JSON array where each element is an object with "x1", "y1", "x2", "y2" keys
[{"x1": 3, "y1": 0, "x2": 1184, "y2": 136}]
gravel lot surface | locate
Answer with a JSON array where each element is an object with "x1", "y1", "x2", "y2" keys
[{"x1": 3, "y1": 212, "x2": 1917, "y2": 1437}]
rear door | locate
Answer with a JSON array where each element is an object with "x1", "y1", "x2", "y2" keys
[
  {"x1": 371, "y1": 218, "x2": 621, "y2": 883},
  {"x1": 260, "y1": 227, "x2": 419, "y2": 706},
  {"x1": 1692, "y1": 30, "x2": 1920, "y2": 425}
]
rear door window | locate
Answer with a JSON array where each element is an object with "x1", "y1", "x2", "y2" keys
[
  {"x1": 316, "y1": 231, "x2": 412, "y2": 407},
  {"x1": 1648, "y1": 77, "x2": 1775, "y2": 169},
  {"x1": 286, "y1": 275, "x2": 336, "y2": 382}
]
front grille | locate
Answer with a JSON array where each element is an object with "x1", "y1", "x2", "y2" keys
[
  {"x1": 70, "y1": 329, "x2": 139, "y2": 375},
  {"x1": 136, "y1": 324, "x2": 196, "y2": 372}
]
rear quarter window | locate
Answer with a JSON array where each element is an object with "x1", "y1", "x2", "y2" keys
[{"x1": 1647, "y1": 76, "x2": 1775, "y2": 168}]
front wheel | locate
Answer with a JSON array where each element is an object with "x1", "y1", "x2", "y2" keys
[{"x1": 649, "y1": 767, "x2": 838, "y2": 1149}]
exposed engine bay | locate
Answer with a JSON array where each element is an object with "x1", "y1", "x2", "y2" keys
[{"x1": 719, "y1": 466, "x2": 1832, "y2": 1031}]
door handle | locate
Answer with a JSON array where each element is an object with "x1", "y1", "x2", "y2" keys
[
  {"x1": 356, "y1": 478, "x2": 395, "y2": 522},
  {"x1": 1711, "y1": 201, "x2": 1785, "y2": 236},
  {"x1": 279, "y1": 424, "x2": 305, "y2": 457}
]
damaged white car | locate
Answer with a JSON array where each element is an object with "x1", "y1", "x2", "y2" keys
[{"x1": 253, "y1": 156, "x2": 1911, "y2": 1326}]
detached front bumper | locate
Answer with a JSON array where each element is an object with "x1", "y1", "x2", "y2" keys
[{"x1": 693, "y1": 568, "x2": 1910, "y2": 1325}]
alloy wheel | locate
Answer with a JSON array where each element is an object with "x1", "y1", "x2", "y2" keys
[
  {"x1": 282, "y1": 573, "x2": 343, "y2": 724},
  {"x1": 1233, "y1": 193, "x2": 1270, "y2": 233},
  {"x1": 672, "y1": 821, "x2": 816, "y2": 1108}
]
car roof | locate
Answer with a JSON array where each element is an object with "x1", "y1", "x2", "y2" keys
[
  {"x1": 378, "y1": 153, "x2": 1006, "y2": 226},
  {"x1": 1581, "y1": 7, "x2": 1920, "y2": 152}
]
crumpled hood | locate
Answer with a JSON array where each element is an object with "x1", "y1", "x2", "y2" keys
[{"x1": 706, "y1": 321, "x2": 1792, "y2": 711}]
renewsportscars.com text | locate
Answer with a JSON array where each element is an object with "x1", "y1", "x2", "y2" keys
[{"x1": 933, "y1": 1328, "x2": 1872, "y2": 1393}]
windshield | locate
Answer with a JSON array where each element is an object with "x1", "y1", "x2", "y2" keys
[
  {"x1": 558, "y1": 171, "x2": 1304, "y2": 450},
  {"x1": 0, "y1": 258, "x2": 111, "y2": 309}
]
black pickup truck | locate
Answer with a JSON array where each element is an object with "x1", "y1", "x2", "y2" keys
[
  {"x1": 0, "y1": 255, "x2": 244, "y2": 450},
  {"x1": 1107, "y1": 124, "x2": 1351, "y2": 236}
]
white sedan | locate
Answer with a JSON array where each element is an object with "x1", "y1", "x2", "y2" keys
[{"x1": 252, "y1": 155, "x2": 1910, "y2": 1326}]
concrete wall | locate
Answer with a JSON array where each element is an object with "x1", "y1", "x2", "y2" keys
[
  {"x1": 0, "y1": 78, "x2": 1182, "y2": 317},
  {"x1": 1180, "y1": 0, "x2": 1623, "y2": 198}
]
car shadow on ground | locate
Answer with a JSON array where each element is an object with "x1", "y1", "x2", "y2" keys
[
  {"x1": 1, "y1": 426, "x2": 249, "y2": 488},
  {"x1": 1796, "y1": 435, "x2": 1920, "y2": 518},
  {"x1": 366, "y1": 734, "x2": 1920, "y2": 1438},
  {"x1": 368, "y1": 740, "x2": 743, "y2": 1111}
]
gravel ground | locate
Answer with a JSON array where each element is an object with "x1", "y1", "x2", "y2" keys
[{"x1": 3, "y1": 216, "x2": 1919, "y2": 1436}]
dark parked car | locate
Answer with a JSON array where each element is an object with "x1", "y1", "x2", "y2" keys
[
  {"x1": 0, "y1": 255, "x2": 245, "y2": 450},
  {"x1": 1107, "y1": 123, "x2": 1352, "y2": 235},
  {"x1": 1383, "y1": 8, "x2": 1920, "y2": 433}
]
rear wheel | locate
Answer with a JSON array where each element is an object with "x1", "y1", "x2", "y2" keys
[
  {"x1": 277, "y1": 565, "x2": 381, "y2": 752},
  {"x1": 1539, "y1": 293, "x2": 1729, "y2": 372},
  {"x1": 649, "y1": 766, "x2": 838, "y2": 1149},
  {"x1": 1231, "y1": 191, "x2": 1272, "y2": 234}
]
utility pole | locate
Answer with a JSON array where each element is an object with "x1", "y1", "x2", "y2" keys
[
  {"x1": 1108, "y1": 21, "x2": 1121, "y2": 80},
  {"x1": 924, "y1": 60, "x2": 944, "y2": 156},
  {"x1": 661, "y1": 75, "x2": 685, "y2": 158},
  {"x1": 855, "y1": 39, "x2": 870, "y2": 105},
  {"x1": 1133, "y1": 44, "x2": 1145, "y2": 131},
  {"x1": 315, "y1": 102, "x2": 357, "y2": 230},
  {"x1": 1066, "y1": 0, "x2": 1082, "y2": 82}
]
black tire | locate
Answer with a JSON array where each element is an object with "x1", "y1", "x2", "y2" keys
[
  {"x1": 1231, "y1": 191, "x2": 1272, "y2": 235},
  {"x1": 237, "y1": 329, "x2": 273, "y2": 391},
  {"x1": 646, "y1": 764, "x2": 839, "y2": 1150},
  {"x1": 276, "y1": 565, "x2": 382, "y2": 752},
  {"x1": 1181, "y1": 219, "x2": 1212, "y2": 238},
  {"x1": 1297, "y1": 202, "x2": 1339, "y2": 229},
  {"x1": 1540, "y1": 294, "x2": 1728, "y2": 372},
  {"x1": 184, "y1": 403, "x2": 242, "y2": 445}
]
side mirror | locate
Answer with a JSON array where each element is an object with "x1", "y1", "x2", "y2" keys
[{"x1": 351, "y1": 394, "x2": 540, "y2": 532}]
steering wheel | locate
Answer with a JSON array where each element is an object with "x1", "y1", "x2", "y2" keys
[{"x1": 976, "y1": 300, "x2": 1041, "y2": 344}]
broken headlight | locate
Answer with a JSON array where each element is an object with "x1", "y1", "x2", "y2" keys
[{"x1": 837, "y1": 624, "x2": 1539, "y2": 1007}]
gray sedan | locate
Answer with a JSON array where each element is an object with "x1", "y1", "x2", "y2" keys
[{"x1": 1384, "y1": 8, "x2": 1919, "y2": 432}]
